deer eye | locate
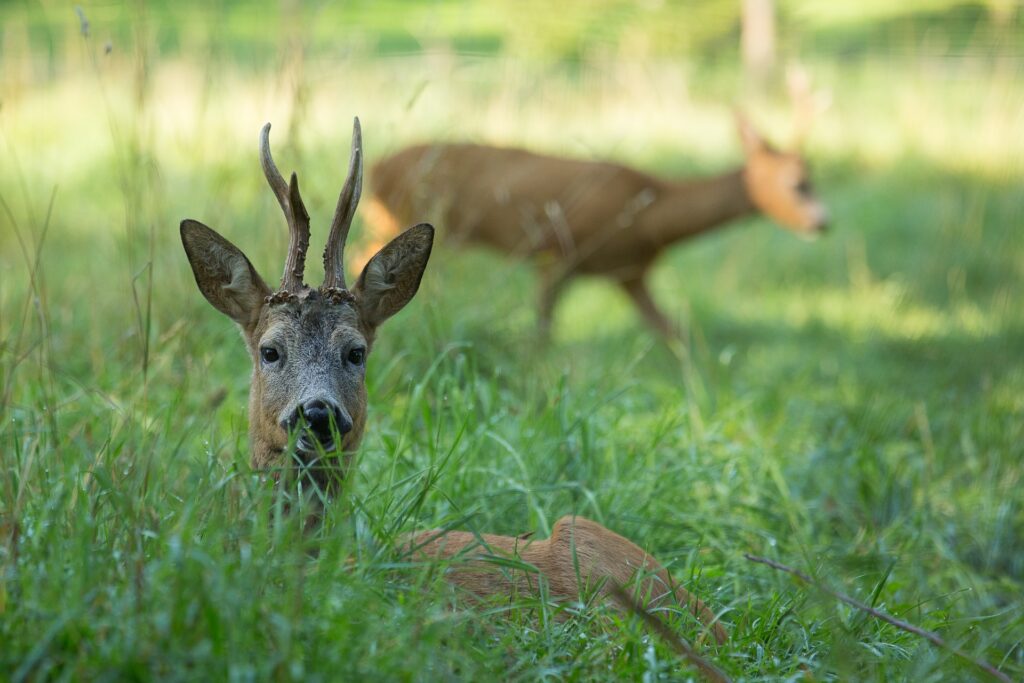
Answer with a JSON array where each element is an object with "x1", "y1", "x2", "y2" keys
[
  {"x1": 347, "y1": 347, "x2": 366, "y2": 366},
  {"x1": 260, "y1": 346, "x2": 281, "y2": 364}
]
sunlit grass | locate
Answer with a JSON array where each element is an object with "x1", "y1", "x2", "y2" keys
[
  {"x1": 2, "y1": 4, "x2": 1023, "y2": 681},
  {"x1": 2, "y1": 51, "x2": 1022, "y2": 209}
]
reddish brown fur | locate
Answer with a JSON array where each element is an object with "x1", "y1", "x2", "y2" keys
[
  {"x1": 359, "y1": 115, "x2": 826, "y2": 338},
  {"x1": 406, "y1": 515, "x2": 728, "y2": 644}
]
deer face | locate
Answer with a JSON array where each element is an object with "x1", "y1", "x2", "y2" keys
[
  {"x1": 246, "y1": 291, "x2": 368, "y2": 470},
  {"x1": 737, "y1": 114, "x2": 828, "y2": 237},
  {"x1": 181, "y1": 120, "x2": 433, "y2": 481}
]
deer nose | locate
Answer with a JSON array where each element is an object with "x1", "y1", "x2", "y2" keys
[{"x1": 287, "y1": 400, "x2": 352, "y2": 443}]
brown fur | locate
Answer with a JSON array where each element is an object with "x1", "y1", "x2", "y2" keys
[
  {"x1": 359, "y1": 115, "x2": 827, "y2": 338},
  {"x1": 181, "y1": 122, "x2": 728, "y2": 647},
  {"x1": 406, "y1": 515, "x2": 728, "y2": 645}
]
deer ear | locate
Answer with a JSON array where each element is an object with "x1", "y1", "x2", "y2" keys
[
  {"x1": 180, "y1": 219, "x2": 271, "y2": 330},
  {"x1": 353, "y1": 223, "x2": 433, "y2": 330},
  {"x1": 734, "y1": 110, "x2": 768, "y2": 155}
]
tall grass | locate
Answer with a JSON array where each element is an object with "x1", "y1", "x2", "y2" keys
[{"x1": 1, "y1": 3, "x2": 1022, "y2": 680}]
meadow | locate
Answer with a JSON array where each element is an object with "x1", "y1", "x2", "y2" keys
[{"x1": 1, "y1": 1, "x2": 1023, "y2": 680}]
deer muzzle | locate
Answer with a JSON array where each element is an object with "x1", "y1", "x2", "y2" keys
[{"x1": 282, "y1": 398, "x2": 352, "y2": 454}]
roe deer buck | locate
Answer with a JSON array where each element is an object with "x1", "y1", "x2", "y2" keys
[
  {"x1": 360, "y1": 111, "x2": 827, "y2": 339},
  {"x1": 180, "y1": 120, "x2": 727, "y2": 645}
]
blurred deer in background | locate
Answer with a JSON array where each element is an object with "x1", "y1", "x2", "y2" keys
[
  {"x1": 181, "y1": 120, "x2": 727, "y2": 645},
  {"x1": 361, "y1": 82, "x2": 829, "y2": 340}
]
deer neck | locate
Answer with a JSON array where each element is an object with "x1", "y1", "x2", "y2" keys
[{"x1": 643, "y1": 168, "x2": 756, "y2": 246}]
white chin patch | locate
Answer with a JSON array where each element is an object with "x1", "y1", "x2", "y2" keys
[{"x1": 296, "y1": 437, "x2": 334, "y2": 455}]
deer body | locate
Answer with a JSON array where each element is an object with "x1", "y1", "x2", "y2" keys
[
  {"x1": 408, "y1": 515, "x2": 727, "y2": 644},
  {"x1": 371, "y1": 144, "x2": 757, "y2": 276},
  {"x1": 362, "y1": 117, "x2": 826, "y2": 338},
  {"x1": 181, "y1": 120, "x2": 727, "y2": 646}
]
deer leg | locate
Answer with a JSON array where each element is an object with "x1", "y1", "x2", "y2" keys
[
  {"x1": 619, "y1": 275, "x2": 678, "y2": 339},
  {"x1": 538, "y1": 265, "x2": 570, "y2": 344}
]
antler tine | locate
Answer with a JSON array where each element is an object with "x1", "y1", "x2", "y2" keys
[
  {"x1": 285, "y1": 171, "x2": 311, "y2": 291},
  {"x1": 260, "y1": 122, "x2": 310, "y2": 294},
  {"x1": 786, "y1": 63, "x2": 831, "y2": 149},
  {"x1": 322, "y1": 117, "x2": 363, "y2": 292}
]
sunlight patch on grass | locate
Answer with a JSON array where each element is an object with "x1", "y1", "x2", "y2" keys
[
  {"x1": 727, "y1": 280, "x2": 1003, "y2": 343},
  {"x1": 3, "y1": 55, "x2": 1022, "y2": 235}
]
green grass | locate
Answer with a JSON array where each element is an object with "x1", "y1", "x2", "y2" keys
[{"x1": 2, "y1": 3, "x2": 1024, "y2": 681}]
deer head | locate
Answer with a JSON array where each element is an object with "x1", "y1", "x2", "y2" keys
[
  {"x1": 181, "y1": 119, "x2": 433, "y2": 485},
  {"x1": 735, "y1": 108, "x2": 829, "y2": 238},
  {"x1": 736, "y1": 67, "x2": 831, "y2": 237}
]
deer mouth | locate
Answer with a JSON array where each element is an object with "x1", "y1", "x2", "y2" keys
[
  {"x1": 295, "y1": 435, "x2": 339, "y2": 459},
  {"x1": 289, "y1": 435, "x2": 349, "y2": 495}
]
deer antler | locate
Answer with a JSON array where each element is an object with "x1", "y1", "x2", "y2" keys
[
  {"x1": 322, "y1": 117, "x2": 363, "y2": 293},
  {"x1": 260, "y1": 122, "x2": 311, "y2": 294},
  {"x1": 786, "y1": 63, "x2": 831, "y2": 149}
]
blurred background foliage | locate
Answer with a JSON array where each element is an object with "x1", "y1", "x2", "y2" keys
[
  {"x1": 3, "y1": 1, "x2": 1023, "y2": 65},
  {"x1": 1, "y1": 1, "x2": 1023, "y2": 680}
]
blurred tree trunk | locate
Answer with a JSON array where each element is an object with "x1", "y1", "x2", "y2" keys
[
  {"x1": 741, "y1": 0, "x2": 776, "y2": 90},
  {"x1": 986, "y1": 0, "x2": 1017, "y2": 25}
]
